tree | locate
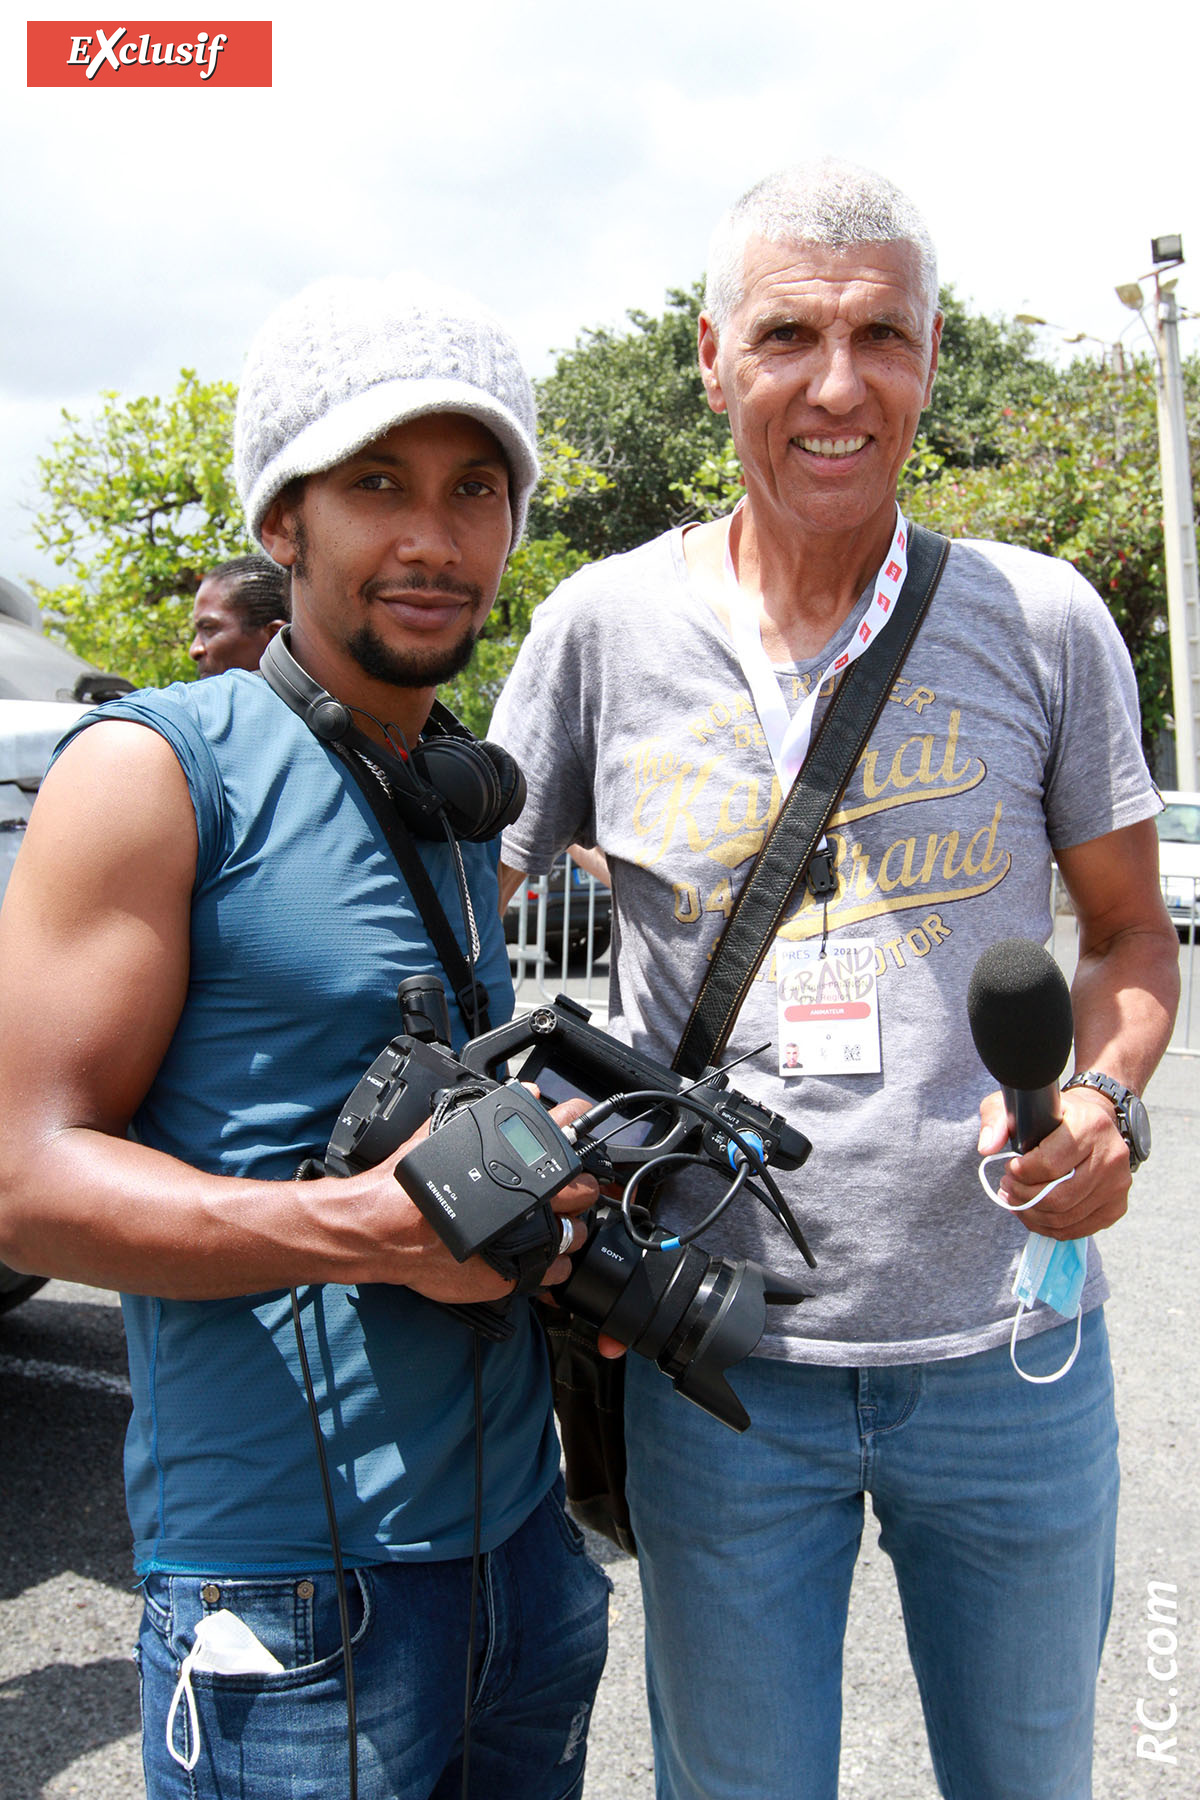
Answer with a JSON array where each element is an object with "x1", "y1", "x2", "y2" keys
[
  {"x1": 535, "y1": 281, "x2": 1056, "y2": 550},
  {"x1": 921, "y1": 288, "x2": 1053, "y2": 469},
  {"x1": 528, "y1": 280, "x2": 731, "y2": 558},
  {"x1": 31, "y1": 372, "x2": 252, "y2": 687},
  {"x1": 903, "y1": 353, "x2": 1200, "y2": 752},
  {"x1": 539, "y1": 276, "x2": 1189, "y2": 750}
]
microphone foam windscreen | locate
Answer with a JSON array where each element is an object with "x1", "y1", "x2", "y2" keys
[{"x1": 966, "y1": 938, "x2": 1074, "y2": 1089}]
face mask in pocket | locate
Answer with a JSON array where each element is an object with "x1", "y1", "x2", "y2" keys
[{"x1": 166, "y1": 1609, "x2": 285, "y2": 1771}]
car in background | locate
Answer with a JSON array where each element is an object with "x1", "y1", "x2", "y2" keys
[
  {"x1": 1156, "y1": 790, "x2": 1200, "y2": 940},
  {"x1": 505, "y1": 854, "x2": 611, "y2": 966},
  {"x1": 0, "y1": 575, "x2": 133, "y2": 707}
]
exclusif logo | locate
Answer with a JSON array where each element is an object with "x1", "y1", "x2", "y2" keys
[{"x1": 27, "y1": 20, "x2": 272, "y2": 86}]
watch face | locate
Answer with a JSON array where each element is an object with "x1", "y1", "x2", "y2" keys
[{"x1": 1127, "y1": 1095, "x2": 1152, "y2": 1163}]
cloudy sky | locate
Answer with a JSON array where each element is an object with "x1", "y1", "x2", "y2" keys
[{"x1": 3, "y1": 0, "x2": 1198, "y2": 593}]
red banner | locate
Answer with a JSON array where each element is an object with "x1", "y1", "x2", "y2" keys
[{"x1": 27, "y1": 20, "x2": 272, "y2": 86}]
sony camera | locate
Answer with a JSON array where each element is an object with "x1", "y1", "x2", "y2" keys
[{"x1": 322, "y1": 977, "x2": 815, "y2": 1430}]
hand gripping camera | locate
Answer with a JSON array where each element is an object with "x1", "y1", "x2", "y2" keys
[{"x1": 323, "y1": 977, "x2": 816, "y2": 1430}]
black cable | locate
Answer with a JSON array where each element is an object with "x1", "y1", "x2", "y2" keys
[
  {"x1": 573, "y1": 1087, "x2": 815, "y2": 1265},
  {"x1": 618, "y1": 1151, "x2": 750, "y2": 1250},
  {"x1": 461, "y1": 1336, "x2": 485, "y2": 1800},
  {"x1": 290, "y1": 1286, "x2": 358, "y2": 1800}
]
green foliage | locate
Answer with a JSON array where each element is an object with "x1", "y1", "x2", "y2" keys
[
  {"x1": 528, "y1": 280, "x2": 731, "y2": 557},
  {"x1": 31, "y1": 372, "x2": 252, "y2": 688},
  {"x1": 905, "y1": 354, "x2": 1200, "y2": 750},
  {"x1": 442, "y1": 532, "x2": 593, "y2": 735},
  {"x1": 921, "y1": 288, "x2": 1054, "y2": 470},
  {"x1": 26, "y1": 291, "x2": 1195, "y2": 760},
  {"x1": 671, "y1": 440, "x2": 745, "y2": 522},
  {"x1": 528, "y1": 278, "x2": 1055, "y2": 551},
  {"x1": 542, "y1": 274, "x2": 1184, "y2": 752}
]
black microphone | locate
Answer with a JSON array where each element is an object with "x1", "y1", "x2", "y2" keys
[{"x1": 966, "y1": 939, "x2": 1074, "y2": 1152}]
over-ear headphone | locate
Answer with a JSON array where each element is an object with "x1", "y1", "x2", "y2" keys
[{"x1": 260, "y1": 629, "x2": 525, "y2": 843}]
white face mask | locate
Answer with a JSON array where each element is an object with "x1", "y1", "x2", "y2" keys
[
  {"x1": 166, "y1": 1608, "x2": 285, "y2": 1770},
  {"x1": 977, "y1": 1154, "x2": 1086, "y2": 1385}
]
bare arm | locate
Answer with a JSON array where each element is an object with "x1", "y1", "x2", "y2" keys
[
  {"x1": 497, "y1": 846, "x2": 610, "y2": 915},
  {"x1": 978, "y1": 818, "x2": 1179, "y2": 1237},
  {"x1": 498, "y1": 859, "x2": 526, "y2": 910},
  {"x1": 567, "y1": 845, "x2": 612, "y2": 888},
  {"x1": 0, "y1": 725, "x2": 595, "y2": 1300}
]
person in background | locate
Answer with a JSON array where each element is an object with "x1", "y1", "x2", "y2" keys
[{"x1": 189, "y1": 553, "x2": 290, "y2": 674}]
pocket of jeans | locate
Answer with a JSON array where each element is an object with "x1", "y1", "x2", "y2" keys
[
  {"x1": 545, "y1": 1481, "x2": 615, "y2": 1594},
  {"x1": 152, "y1": 1569, "x2": 372, "y2": 1691},
  {"x1": 545, "y1": 1476, "x2": 590, "y2": 1557}
]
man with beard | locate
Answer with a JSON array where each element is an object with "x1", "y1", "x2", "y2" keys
[{"x1": 0, "y1": 275, "x2": 609, "y2": 1800}]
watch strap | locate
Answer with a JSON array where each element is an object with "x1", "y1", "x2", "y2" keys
[{"x1": 1062, "y1": 1070, "x2": 1149, "y2": 1168}]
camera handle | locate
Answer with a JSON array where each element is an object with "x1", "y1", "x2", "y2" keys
[{"x1": 458, "y1": 997, "x2": 808, "y2": 1174}]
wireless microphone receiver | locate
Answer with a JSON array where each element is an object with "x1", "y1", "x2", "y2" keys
[{"x1": 966, "y1": 938, "x2": 1074, "y2": 1151}]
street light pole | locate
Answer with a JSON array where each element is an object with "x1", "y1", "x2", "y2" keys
[
  {"x1": 1153, "y1": 283, "x2": 1200, "y2": 789},
  {"x1": 1117, "y1": 242, "x2": 1200, "y2": 790}
]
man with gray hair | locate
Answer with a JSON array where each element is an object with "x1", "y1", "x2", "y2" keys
[
  {"x1": 0, "y1": 273, "x2": 609, "y2": 1798},
  {"x1": 491, "y1": 158, "x2": 1178, "y2": 1797}
]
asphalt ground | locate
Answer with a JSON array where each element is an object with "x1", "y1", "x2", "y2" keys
[{"x1": 0, "y1": 926, "x2": 1195, "y2": 1797}]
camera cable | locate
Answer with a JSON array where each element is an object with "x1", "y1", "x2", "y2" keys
[
  {"x1": 290, "y1": 1284, "x2": 359, "y2": 1800},
  {"x1": 570, "y1": 1087, "x2": 815, "y2": 1265},
  {"x1": 290, "y1": 1282, "x2": 491, "y2": 1800},
  {"x1": 618, "y1": 1150, "x2": 752, "y2": 1250}
]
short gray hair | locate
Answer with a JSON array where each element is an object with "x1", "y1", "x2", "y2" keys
[{"x1": 705, "y1": 158, "x2": 939, "y2": 332}]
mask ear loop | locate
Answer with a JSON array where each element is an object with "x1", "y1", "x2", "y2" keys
[
  {"x1": 977, "y1": 1154, "x2": 1075, "y2": 1213},
  {"x1": 1006, "y1": 1298, "x2": 1083, "y2": 1384},
  {"x1": 977, "y1": 1155, "x2": 1083, "y2": 1384},
  {"x1": 165, "y1": 1641, "x2": 203, "y2": 1771}
]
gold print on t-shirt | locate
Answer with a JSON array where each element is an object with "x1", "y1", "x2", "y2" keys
[{"x1": 625, "y1": 679, "x2": 1010, "y2": 941}]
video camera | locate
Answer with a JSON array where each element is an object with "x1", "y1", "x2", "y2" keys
[{"x1": 322, "y1": 977, "x2": 816, "y2": 1430}]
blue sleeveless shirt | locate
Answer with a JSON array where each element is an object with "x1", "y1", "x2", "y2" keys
[{"x1": 60, "y1": 673, "x2": 558, "y2": 1573}]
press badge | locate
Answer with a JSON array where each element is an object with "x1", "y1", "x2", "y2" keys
[{"x1": 776, "y1": 939, "x2": 881, "y2": 1077}]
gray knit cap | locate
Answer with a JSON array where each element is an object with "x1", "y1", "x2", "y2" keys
[{"x1": 234, "y1": 273, "x2": 539, "y2": 551}]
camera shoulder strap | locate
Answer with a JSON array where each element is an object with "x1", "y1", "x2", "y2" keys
[
  {"x1": 332, "y1": 744, "x2": 493, "y2": 1036},
  {"x1": 672, "y1": 520, "x2": 950, "y2": 1079}
]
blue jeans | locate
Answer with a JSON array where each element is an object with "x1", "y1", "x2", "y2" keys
[
  {"x1": 135, "y1": 1480, "x2": 610, "y2": 1800},
  {"x1": 624, "y1": 1310, "x2": 1118, "y2": 1800}
]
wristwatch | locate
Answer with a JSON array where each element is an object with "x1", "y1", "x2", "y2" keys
[{"x1": 1062, "y1": 1071, "x2": 1152, "y2": 1171}]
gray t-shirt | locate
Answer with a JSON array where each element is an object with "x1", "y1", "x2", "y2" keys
[{"x1": 490, "y1": 528, "x2": 1158, "y2": 1365}]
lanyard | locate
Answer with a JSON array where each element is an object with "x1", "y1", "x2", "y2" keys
[{"x1": 723, "y1": 501, "x2": 910, "y2": 792}]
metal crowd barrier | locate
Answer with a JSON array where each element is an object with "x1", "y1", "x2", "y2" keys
[
  {"x1": 507, "y1": 853, "x2": 610, "y2": 1011},
  {"x1": 509, "y1": 864, "x2": 1196, "y2": 1049}
]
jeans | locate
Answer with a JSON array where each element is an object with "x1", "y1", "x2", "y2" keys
[
  {"x1": 624, "y1": 1310, "x2": 1119, "y2": 1800},
  {"x1": 135, "y1": 1480, "x2": 610, "y2": 1800}
]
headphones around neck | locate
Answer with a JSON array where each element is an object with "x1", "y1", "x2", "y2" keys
[{"x1": 259, "y1": 628, "x2": 525, "y2": 843}]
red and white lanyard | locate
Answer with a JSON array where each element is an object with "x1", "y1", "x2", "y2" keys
[{"x1": 723, "y1": 501, "x2": 910, "y2": 791}]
